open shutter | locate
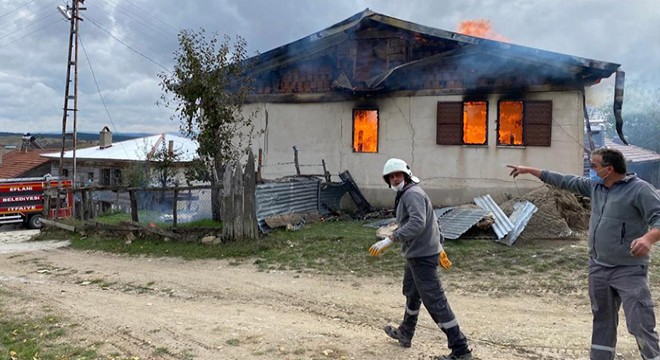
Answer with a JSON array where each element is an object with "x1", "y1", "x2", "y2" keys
[
  {"x1": 523, "y1": 101, "x2": 552, "y2": 146},
  {"x1": 437, "y1": 102, "x2": 463, "y2": 145}
]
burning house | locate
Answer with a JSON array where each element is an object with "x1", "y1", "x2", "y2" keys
[{"x1": 242, "y1": 9, "x2": 622, "y2": 207}]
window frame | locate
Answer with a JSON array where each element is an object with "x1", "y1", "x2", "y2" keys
[
  {"x1": 496, "y1": 100, "x2": 552, "y2": 147},
  {"x1": 436, "y1": 101, "x2": 489, "y2": 146},
  {"x1": 352, "y1": 108, "x2": 379, "y2": 153}
]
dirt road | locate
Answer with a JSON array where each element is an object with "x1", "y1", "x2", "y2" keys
[{"x1": 0, "y1": 230, "x2": 641, "y2": 360}]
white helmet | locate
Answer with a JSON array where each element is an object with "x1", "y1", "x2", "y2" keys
[{"x1": 382, "y1": 158, "x2": 420, "y2": 186}]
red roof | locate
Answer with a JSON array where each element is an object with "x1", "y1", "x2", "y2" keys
[{"x1": 0, "y1": 149, "x2": 53, "y2": 178}]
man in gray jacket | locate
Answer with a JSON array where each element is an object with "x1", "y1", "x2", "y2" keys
[
  {"x1": 508, "y1": 147, "x2": 660, "y2": 360},
  {"x1": 370, "y1": 158, "x2": 472, "y2": 360}
]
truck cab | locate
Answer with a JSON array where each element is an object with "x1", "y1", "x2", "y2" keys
[{"x1": 0, "y1": 176, "x2": 73, "y2": 229}]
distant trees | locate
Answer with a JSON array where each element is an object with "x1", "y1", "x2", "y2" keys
[
  {"x1": 592, "y1": 80, "x2": 660, "y2": 153},
  {"x1": 159, "y1": 29, "x2": 257, "y2": 221}
]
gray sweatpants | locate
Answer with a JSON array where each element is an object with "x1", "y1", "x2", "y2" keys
[{"x1": 589, "y1": 259, "x2": 660, "y2": 360}]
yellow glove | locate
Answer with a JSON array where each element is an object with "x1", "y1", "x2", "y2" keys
[
  {"x1": 369, "y1": 237, "x2": 394, "y2": 257},
  {"x1": 439, "y1": 250, "x2": 453, "y2": 269}
]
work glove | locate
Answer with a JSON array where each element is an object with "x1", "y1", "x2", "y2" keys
[
  {"x1": 369, "y1": 237, "x2": 394, "y2": 257},
  {"x1": 439, "y1": 250, "x2": 453, "y2": 270}
]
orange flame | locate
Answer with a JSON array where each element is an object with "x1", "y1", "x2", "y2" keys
[{"x1": 457, "y1": 19, "x2": 509, "y2": 42}]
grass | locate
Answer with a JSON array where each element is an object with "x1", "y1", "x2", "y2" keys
[{"x1": 59, "y1": 219, "x2": 605, "y2": 295}]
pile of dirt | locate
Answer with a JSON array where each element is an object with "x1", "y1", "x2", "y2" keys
[{"x1": 499, "y1": 185, "x2": 590, "y2": 241}]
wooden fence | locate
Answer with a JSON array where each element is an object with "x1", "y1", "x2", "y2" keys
[{"x1": 221, "y1": 149, "x2": 258, "y2": 240}]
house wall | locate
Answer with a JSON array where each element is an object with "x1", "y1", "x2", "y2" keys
[{"x1": 247, "y1": 90, "x2": 585, "y2": 208}]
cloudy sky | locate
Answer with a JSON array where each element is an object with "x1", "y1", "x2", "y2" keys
[{"x1": 1, "y1": 0, "x2": 658, "y2": 135}]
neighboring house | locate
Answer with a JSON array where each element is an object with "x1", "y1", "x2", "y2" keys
[
  {"x1": 41, "y1": 128, "x2": 199, "y2": 187},
  {"x1": 0, "y1": 149, "x2": 53, "y2": 179},
  {"x1": 240, "y1": 9, "x2": 620, "y2": 207},
  {"x1": 584, "y1": 122, "x2": 660, "y2": 188}
]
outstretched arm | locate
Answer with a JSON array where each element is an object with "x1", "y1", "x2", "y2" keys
[{"x1": 507, "y1": 165, "x2": 542, "y2": 179}]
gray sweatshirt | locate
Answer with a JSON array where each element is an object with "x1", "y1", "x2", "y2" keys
[
  {"x1": 393, "y1": 184, "x2": 443, "y2": 259},
  {"x1": 540, "y1": 170, "x2": 660, "y2": 266}
]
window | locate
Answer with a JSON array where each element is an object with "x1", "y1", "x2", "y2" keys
[
  {"x1": 353, "y1": 109, "x2": 378, "y2": 153},
  {"x1": 436, "y1": 101, "x2": 487, "y2": 145},
  {"x1": 498, "y1": 100, "x2": 552, "y2": 146}
]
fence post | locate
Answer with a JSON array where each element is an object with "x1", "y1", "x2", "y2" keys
[
  {"x1": 243, "y1": 149, "x2": 258, "y2": 239},
  {"x1": 81, "y1": 189, "x2": 87, "y2": 220},
  {"x1": 172, "y1": 187, "x2": 178, "y2": 228},
  {"x1": 222, "y1": 165, "x2": 234, "y2": 239},
  {"x1": 293, "y1": 145, "x2": 300, "y2": 175},
  {"x1": 232, "y1": 164, "x2": 244, "y2": 239},
  {"x1": 129, "y1": 190, "x2": 138, "y2": 222}
]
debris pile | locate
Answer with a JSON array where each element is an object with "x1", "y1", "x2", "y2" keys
[{"x1": 499, "y1": 185, "x2": 590, "y2": 241}]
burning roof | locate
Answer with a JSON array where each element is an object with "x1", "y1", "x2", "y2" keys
[{"x1": 245, "y1": 8, "x2": 620, "y2": 97}]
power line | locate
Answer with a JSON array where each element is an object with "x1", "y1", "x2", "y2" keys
[
  {"x1": 0, "y1": 17, "x2": 62, "y2": 48},
  {"x1": 0, "y1": 0, "x2": 36, "y2": 21},
  {"x1": 83, "y1": 14, "x2": 170, "y2": 73},
  {"x1": 79, "y1": 33, "x2": 131, "y2": 159}
]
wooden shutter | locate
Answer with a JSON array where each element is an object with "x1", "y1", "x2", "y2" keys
[
  {"x1": 523, "y1": 101, "x2": 552, "y2": 146},
  {"x1": 437, "y1": 102, "x2": 463, "y2": 145}
]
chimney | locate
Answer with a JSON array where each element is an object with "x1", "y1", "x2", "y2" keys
[
  {"x1": 99, "y1": 126, "x2": 112, "y2": 149},
  {"x1": 168, "y1": 140, "x2": 174, "y2": 156}
]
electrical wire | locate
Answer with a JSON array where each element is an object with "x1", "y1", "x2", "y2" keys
[
  {"x1": 79, "y1": 33, "x2": 131, "y2": 160},
  {"x1": 0, "y1": 16, "x2": 62, "y2": 48},
  {"x1": 82, "y1": 14, "x2": 170, "y2": 73},
  {"x1": 0, "y1": 0, "x2": 37, "y2": 21}
]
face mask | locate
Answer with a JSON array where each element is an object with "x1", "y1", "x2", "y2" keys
[
  {"x1": 391, "y1": 181, "x2": 405, "y2": 192},
  {"x1": 589, "y1": 168, "x2": 608, "y2": 184}
]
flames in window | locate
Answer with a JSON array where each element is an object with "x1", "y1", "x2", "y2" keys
[
  {"x1": 353, "y1": 110, "x2": 378, "y2": 153},
  {"x1": 499, "y1": 101, "x2": 523, "y2": 145},
  {"x1": 463, "y1": 101, "x2": 487, "y2": 144}
]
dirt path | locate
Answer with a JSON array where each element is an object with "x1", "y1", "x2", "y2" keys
[{"x1": 0, "y1": 230, "x2": 641, "y2": 360}]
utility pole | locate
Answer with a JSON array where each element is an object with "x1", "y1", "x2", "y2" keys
[{"x1": 57, "y1": 0, "x2": 85, "y2": 217}]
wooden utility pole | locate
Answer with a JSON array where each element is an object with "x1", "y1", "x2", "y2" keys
[{"x1": 58, "y1": 0, "x2": 85, "y2": 188}]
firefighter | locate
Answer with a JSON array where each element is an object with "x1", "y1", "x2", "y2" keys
[{"x1": 370, "y1": 158, "x2": 472, "y2": 360}]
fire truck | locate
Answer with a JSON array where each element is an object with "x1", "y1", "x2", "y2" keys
[{"x1": 0, "y1": 176, "x2": 73, "y2": 229}]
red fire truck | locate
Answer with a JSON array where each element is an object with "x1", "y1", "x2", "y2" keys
[{"x1": 0, "y1": 176, "x2": 73, "y2": 229}]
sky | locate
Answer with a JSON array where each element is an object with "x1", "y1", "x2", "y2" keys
[{"x1": 0, "y1": 0, "x2": 658, "y2": 135}]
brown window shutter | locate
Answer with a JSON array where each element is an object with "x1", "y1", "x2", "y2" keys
[
  {"x1": 523, "y1": 101, "x2": 552, "y2": 146},
  {"x1": 437, "y1": 102, "x2": 464, "y2": 145}
]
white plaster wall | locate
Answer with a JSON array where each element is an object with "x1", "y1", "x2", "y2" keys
[{"x1": 247, "y1": 90, "x2": 585, "y2": 208}]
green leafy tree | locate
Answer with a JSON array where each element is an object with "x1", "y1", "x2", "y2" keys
[
  {"x1": 150, "y1": 139, "x2": 180, "y2": 188},
  {"x1": 159, "y1": 29, "x2": 257, "y2": 220}
]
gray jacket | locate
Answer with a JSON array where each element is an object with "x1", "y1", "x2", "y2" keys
[
  {"x1": 393, "y1": 184, "x2": 443, "y2": 259},
  {"x1": 540, "y1": 170, "x2": 660, "y2": 266}
]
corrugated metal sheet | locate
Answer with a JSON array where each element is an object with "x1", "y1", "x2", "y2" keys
[
  {"x1": 437, "y1": 207, "x2": 489, "y2": 240},
  {"x1": 474, "y1": 194, "x2": 514, "y2": 239},
  {"x1": 255, "y1": 178, "x2": 320, "y2": 233},
  {"x1": 319, "y1": 182, "x2": 350, "y2": 215},
  {"x1": 500, "y1": 201, "x2": 538, "y2": 246}
]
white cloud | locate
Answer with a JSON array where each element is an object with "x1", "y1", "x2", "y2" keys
[{"x1": 0, "y1": 0, "x2": 657, "y2": 135}]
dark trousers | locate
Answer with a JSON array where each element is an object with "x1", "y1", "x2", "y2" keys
[
  {"x1": 398, "y1": 254, "x2": 469, "y2": 353},
  {"x1": 589, "y1": 260, "x2": 660, "y2": 360}
]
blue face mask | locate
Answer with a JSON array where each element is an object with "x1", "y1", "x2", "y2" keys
[{"x1": 589, "y1": 168, "x2": 605, "y2": 184}]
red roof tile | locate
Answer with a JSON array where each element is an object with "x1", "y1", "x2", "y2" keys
[{"x1": 0, "y1": 149, "x2": 53, "y2": 178}]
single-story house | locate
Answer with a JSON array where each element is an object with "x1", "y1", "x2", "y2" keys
[
  {"x1": 41, "y1": 127, "x2": 199, "y2": 187},
  {"x1": 0, "y1": 148, "x2": 53, "y2": 179},
  {"x1": 240, "y1": 9, "x2": 621, "y2": 207}
]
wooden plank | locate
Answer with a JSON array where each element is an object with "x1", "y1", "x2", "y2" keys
[
  {"x1": 40, "y1": 218, "x2": 76, "y2": 232},
  {"x1": 232, "y1": 164, "x2": 244, "y2": 239},
  {"x1": 222, "y1": 165, "x2": 234, "y2": 240},
  {"x1": 243, "y1": 150, "x2": 258, "y2": 240}
]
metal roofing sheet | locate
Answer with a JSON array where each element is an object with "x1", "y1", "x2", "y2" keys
[
  {"x1": 500, "y1": 201, "x2": 538, "y2": 246},
  {"x1": 255, "y1": 178, "x2": 320, "y2": 233},
  {"x1": 474, "y1": 194, "x2": 514, "y2": 239},
  {"x1": 437, "y1": 207, "x2": 489, "y2": 240}
]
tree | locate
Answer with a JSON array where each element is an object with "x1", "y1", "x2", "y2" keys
[
  {"x1": 159, "y1": 29, "x2": 257, "y2": 220},
  {"x1": 591, "y1": 80, "x2": 660, "y2": 153}
]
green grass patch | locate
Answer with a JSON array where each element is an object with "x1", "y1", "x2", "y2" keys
[
  {"x1": 0, "y1": 313, "x2": 97, "y2": 360},
  {"x1": 59, "y1": 219, "x2": 660, "y2": 295}
]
